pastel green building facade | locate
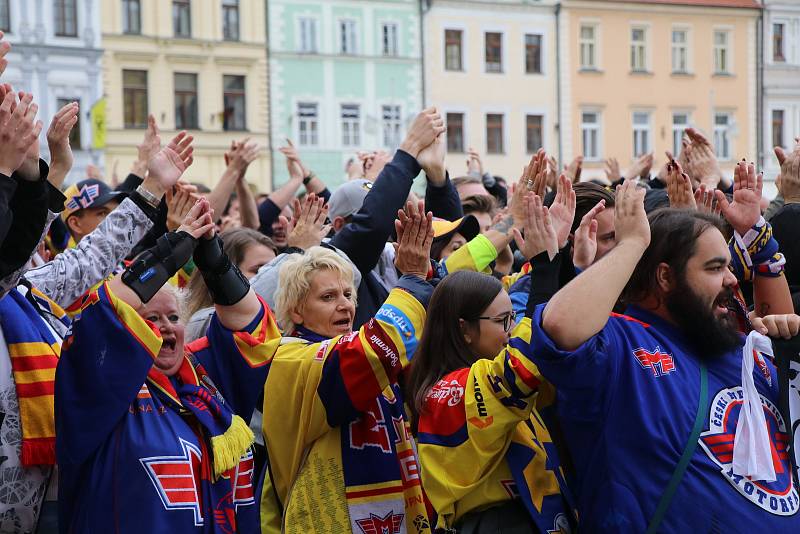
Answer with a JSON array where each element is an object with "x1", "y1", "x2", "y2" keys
[{"x1": 268, "y1": 0, "x2": 423, "y2": 188}]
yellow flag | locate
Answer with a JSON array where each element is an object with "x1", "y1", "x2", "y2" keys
[{"x1": 90, "y1": 97, "x2": 106, "y2": 149}]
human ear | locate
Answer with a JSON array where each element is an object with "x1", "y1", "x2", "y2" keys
[
  {"x1": 459, "y1": 318, "x2": 472, "y2": 344},
  {"x1": 656, "y1": 262, "x2": 673, "y2": 293}
]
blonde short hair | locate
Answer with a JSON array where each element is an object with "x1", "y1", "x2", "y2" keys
[{"x1": 274, "y1": 246, "x2": 356, "y2": 333}]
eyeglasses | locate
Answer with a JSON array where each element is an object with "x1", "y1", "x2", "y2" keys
[{"x1": 477, "y1": 311, "x2": 517, "y2": 332}]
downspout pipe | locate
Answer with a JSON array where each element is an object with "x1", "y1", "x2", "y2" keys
[
  {"x1": 555, "y1": 2, "x2": 563, "y2": 168},
  {"x1": 756, "y1": 6, "x2": 764, "y2": 171},
  {"x1": 419, "y1": 0, "x2": 428, "y2": 107},
  {"x1": 265, "y1": 0, "x2": 275, "y2": 192}
]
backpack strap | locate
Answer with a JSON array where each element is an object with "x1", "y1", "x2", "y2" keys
[{"x1": 645, "y1": 362, "x2": 708, "y2": 534}]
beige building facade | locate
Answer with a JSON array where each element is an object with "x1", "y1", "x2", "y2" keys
[
  {"x1": 423, "y1": 0, "x2": 559, "y2": 182},
  {"x1": 560, "y1": 0, "x2": 761, "y2": 180},
  {"x1": 101, "y1": 0, "x2": 271, "y2": 191}
]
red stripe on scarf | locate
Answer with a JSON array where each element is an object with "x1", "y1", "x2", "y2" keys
[
  {"x1": 16, "y1": 381, "x2": 55, "y2": 397},
  {"x1": 10, "y1": 355, "x2": 59, "y2": 371}
]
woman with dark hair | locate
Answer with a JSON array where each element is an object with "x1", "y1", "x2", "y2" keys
[{"x1": 406, "y1": 194, "x2": 574, "y2": 533}]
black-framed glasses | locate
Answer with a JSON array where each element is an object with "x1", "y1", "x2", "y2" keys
[{"x1": 477, "y1": 311, "x2": 517, "y2": 332}]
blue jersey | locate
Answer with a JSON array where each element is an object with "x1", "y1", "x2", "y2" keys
[
  {"x1": 56, "y1": 284, "x2": 281, "y2": 533},
  {"x1": 530, "y1": 304, "x2": 800, "y2": 532}
]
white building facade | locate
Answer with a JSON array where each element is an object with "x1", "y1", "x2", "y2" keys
[
  {"x1": 2, "y1": 0, "x2": 104, "y2": 184},
  {"x1": 763, "y1": 0, "x2": 800, "y2": 180}
]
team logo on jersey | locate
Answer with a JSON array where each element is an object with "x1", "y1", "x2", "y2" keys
[
  {"x1": 699, "y1": 387, "x2": 799, "y2": 515},
  {"x1": 141, "y1": 438, "x2": 204, "y2": 525},
  {"x1": 632, "y1": 346, "x2": 676, "y2": 377},
  {"x1": 427, "y1": 379, "x2": 464, "y2": 407},
  {"x1": 355, "y1": 511, "x2": 404, "y2": 534},
  {"x1": 140, "y1": 440, "x2": 255, "y2": 525}
]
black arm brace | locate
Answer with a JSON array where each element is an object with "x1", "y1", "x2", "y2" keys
[
  {"x1": 193, "y1": 234, "x2": 250, "y2": 306},
  {"x1": 121, "y1": 231, "x2": 197, "y2": 303}
]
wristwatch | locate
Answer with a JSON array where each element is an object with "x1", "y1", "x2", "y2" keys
[{"x1": 135, "y1": 184, "x2": 161, "y2": 209}]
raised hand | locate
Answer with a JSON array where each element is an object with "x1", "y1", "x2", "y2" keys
[
  {"x1": 364, "y1": 150, "x2": 392, "y2": 182},
  {"x1": 604, "y1": 157, "x2": 621, "y2": 183},
  {"x1": 684, "y1": 127, "x2": 725, "y2": 189},
  {"x1": 399, "y1": 107, "x2": 445, "y2": 159},
  {"x1": 665, "y1": 161, "x2": 697, "y2": 210},
  {"x1": 546, "y1": 154, "x2": 559, "y2": 190},
  {"x1": 624, "y1": 153, "x2": 653, "y2": 182},
  {"x1": 777, "y1": 140, "x2": 800, "y2": 200},
  {"x1": 573, "y1": 200, "x2": 606, "y2": 270},
  {"x1": 177, "y1": 198, "x2": 215, "y2": 240},
  {"x1": 227, "y1": 138, "x2": 259, "y2": 177},
  {"x1": 466, "y1": 147, "x2": 483, "y2": 175},
  {"x1": 715, "y1": 160, "x2": 763, "y2": 235},
  {"x1": 509, "y1": 149, "x2": 546, "y2": 231},
  {"x1": 418, "y1": 133, "x2": 446, "y2": 185},
  {"x1": 512, "y1": 193, "x2": 558, "y2": 260},
  {"x1": 549, "y1": 173, "x2": 577, "y2": 248},
  {"x1": 286, "y1": 194, "x2": 331, "y2": 250},
  {"x1": 134, "y1": 114, "x2": 160, "y2": 176},
  {"x1": 564, "y1": 155, "x2": 583, "y2": 184},
  {"x1": 46, "y1": 101, "x2": 79, "y2": 186},
  {"x1": 0, "y1": 91, "x2": 42, "y2": 178},
  {"x1": 0, "y1": 31, "x2": 10, "y2": 76},
  {"x1": 279, "y1": 139, "x2": 308, "y2": 181},
  {"x1": 693, "y1": 184, "x2": 719, "y2": 216},
  {"x1": 393, "y1": 200, "x2": 434, "y2": 278},
  {"x1": 165, "y1": 182, "x2": 200, "y2": 231},
  {"x1": 614, "y1": 180, "x2": 650, "y2": 250},
  {"x1": 147, "y1": 131, "x2": 194, "y2": 194}
]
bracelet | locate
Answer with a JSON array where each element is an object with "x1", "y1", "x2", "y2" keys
[
  {"x1": 302, "y1": 172, "x2": 315, "y2": 186},
  {"x1": 728, "y1": 217, "x2": 780, "y2": 281},
  {"x1": 135, "y1": 184, "x2": 161, "y2": 209}
]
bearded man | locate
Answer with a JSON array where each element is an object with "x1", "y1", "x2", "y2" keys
[{"x1": 531, "y1": 179, "x2": 800, "y2": 532}]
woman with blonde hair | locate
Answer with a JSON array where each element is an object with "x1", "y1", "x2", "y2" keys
[{"x1": 259, "y1": 201, "x2": 435, "y2": 534}]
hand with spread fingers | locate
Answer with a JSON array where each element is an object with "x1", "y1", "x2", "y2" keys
[
  {"x1": 684, "y1": 127, "x2": 726, "y2": 189},
  {"x1": 166, "y1": 183, "x2": 201, "y2": 232},
  {"x1": 714, "y1": 160, "x2": 763, "y2": 235},
  {"x1": 624, "y1": 153, "x2": 653, "y2": 182},
  {"x1": 573, "y1": 200, "x2": 606, "y2": 270},
  {"x1": 286, "y1": 193, "x2": 331, "y2": 250},
  {"x1": 693, "y1": 184, "x2": 721, "y2": 216},
  {"x1": 512, "y1": 193, "x2": 558, "y2": 260},
  {"x1": 227, "y1": 138, "x2": 260, "y2": 178},
  {"x1": 147, "y1": 131, "x2": 195, "y2": 195},
  {"x1": 604, "y1": 157, "x2": 621, "y2": 183},
  {"x1": 666, "y1": 160, "x2": 697, "y2": 210},
  {"x1": 394, "y1": 200, "x2": 434, "y2": 279},
  {"x1": 549, "y1": 173, "x2": 577, "y2": 248},
  {"x1": 564, "y1": 155, "x2": 583, "y2": 184}
]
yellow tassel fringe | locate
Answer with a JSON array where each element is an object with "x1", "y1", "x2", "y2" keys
[{"x1": 211, "y1": 414, "x2": 254, "y2": 479}]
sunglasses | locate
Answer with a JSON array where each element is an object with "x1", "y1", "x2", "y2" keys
[{"x1": 477, "y1": 311, "x2": 517, "y2": 332}]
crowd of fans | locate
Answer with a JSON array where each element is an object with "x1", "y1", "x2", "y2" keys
[{"x1": 3, "y1": 32, "x2": 800, "y2": 534}]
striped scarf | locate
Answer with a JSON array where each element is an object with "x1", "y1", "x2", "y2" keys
[{"x1": 0, "y1": 286, "x2": 69, "y2": 465}]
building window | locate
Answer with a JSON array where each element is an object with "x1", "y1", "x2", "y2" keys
[
  {"x1": 632, "y1": 111, "x2": 651, "y2": 157},
  {"x1": 714, "y1": 30, "x2": 730, "y2": 74},
  {"x1": 446, "y1": 112, "x2": 464, "y2": 153},
  {"x1": 581, "y1": 111, "x2": 600, "y2": 160},
  {"x1": 445, "y1": 29, "x2": 463, "y2": 71},
  {"x1": 526, "y1": 114, "x2": 543, "y2": 153},
  {"x1": 773, "y1": 23, "x2": 785, "y2": 62},
  {"x1": 579, "y1": 24, "x2": 597, "y2": 69},
  {"x1": 672, "y1": 112, "x2": 689, "y2": 157},
  {"x1": 0, "y1": 0, "x2": 10, "y2": 32},
  {"x1": 485, "y1": 32, "x2": 502, "y2": 73},
  {"x1": 486, "y1": 113, "x2": 504, "y2": 154},
  {"x1": 382, "y1": 23, "x2": 398, "y2": 57},
  {"x1": 671, "y1": 29, "x2": 688, "y2": 73},
  {"x1": 298, "y1": 17, "x2": 318, "y2": 53},
  {"x1": 222, "y1": 75, "x2": 246, "y2": 131},
  {"x1": 382, "y1": 105, "x2": 402, "y2": 149},
  {"x1": 630, "y1": 26, "x2": 647, "y2": 72},
  {"x1": 122, "y1": 0, "x2": 140, "y2": 35},
  {"x1": 713, "y1": 112, "x2": 732, "y2": 159},
  {"x1": 772, "y1": 109, "x2": 785, "y2": 148},
  {"x1": 57, "y1": 98, "x2": 81, "y2": 148},
  {"x1": 173, "y1": 0, "x2": 191, "y2": 38},
  {"x1": 341, "y1": 104, "x2": 360, "y2": 147},
  {"x1": 222, "y1": 0, "x2": 239, "y2": 41},
  {"x1": 123, "y1": 70, "x2": 148, "y2": 129},
  {"x1": 174, "y1": 73, "x2": 198, "y2": 130},
  {"x1": 525, "y1": 34, "x2": 542, "y2": 74},
  {"x1": 54, "y1": 0, "x2": 78, "y2": 37},
  {"x1": 297, "y1": 102, "x2": 318, "y2": 146},
  {"x1": 340, "y1": 19, "x2": 357, "y2": 55}
]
